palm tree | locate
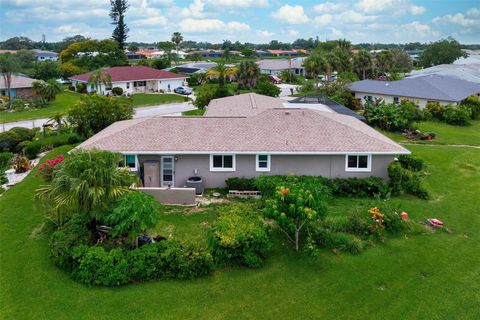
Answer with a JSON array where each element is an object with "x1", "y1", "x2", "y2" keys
[
  {"x1": 88, "y1": 69, "x2": 112, "y2": 93},
  {"x1": 206, "y1": 62, "x2": 237, "y2": 86},
  {"x1": 330, "y1": 48, "x2": 353, "y2": 74},
  {"x1": 336, "y1": 39, "x2": 352, "y2": 51},
  {"x1": 236, "y1": 60, "x2": 260, "y2": 90},
  {"x1": 375, "y1": 50, "x2": 394, "y2": 75},
  {"x1": 304, "y1": 53, "x2": 324, "y2": 89},
  {"x1": 46, "y1": 112, "x2": 67, "y2": 129},
  {"x1": 33, "y1": 80, "x2": 62, "y2": 103},
  {"x1": 354, "y1": 50, "x2": 373, "y2": 80},
  {"x1": 171, "y1": 32, "x2": 183, "y2": 55},
  {"x1": 36, "y1": 150, "x2": 138, "y2": 224},
  {"x1": 0, "y1": 54, "x2": 19, "y2": 108}
]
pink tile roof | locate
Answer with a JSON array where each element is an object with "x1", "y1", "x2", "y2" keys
[
  {"x1": 78, "y1": 108, "x2": 409, "y2": 154},
  {"x1": 69, "y1": 66, "x2": 187, "y2": 83},
  {"x1": 205, "y1": 93, "x2": 285, "y2": 117}
]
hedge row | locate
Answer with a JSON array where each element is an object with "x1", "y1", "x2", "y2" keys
[{"x1": 23, "y1": 133, "x2": 83, "y2": 159}]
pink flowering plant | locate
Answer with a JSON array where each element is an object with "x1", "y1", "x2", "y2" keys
[{"x1": 38, "y1": 155, "x2": 64, "y2": 181}]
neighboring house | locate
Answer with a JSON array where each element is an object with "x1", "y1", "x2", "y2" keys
[
  {"x1": 135, "y1": 50, "x2": 154, "y2": 59},
  {"x1": 199, "y1": 50, "x2": 223, "y2": 58},
  {"x1": 78, "y1": 93, "x2": 409, "y2": 188},
  {"x1": 350, "y1": 75, "x2": 480, "y2": 108},
  {"x1": 69, "y1": 66, "x2": 187, "y2": 95},
  {"x1": 268, "y1": 49, "x2": 308, "y2": 57},
  {"x1": 33, "y1": 49, "x2": 58, "y2": 61},
  {"x1": 255, "y1": 50, "x2": 273, "y2": 57},
  {"x1": 407, "y1": 63, "x2": 480, "y2": 84},
  {"x1": 0, "y1": 74, "x2": 40, "y2": 99},
  {"x1": 126, "y1": 53, "x2": 146, "y2": 60},
  {"x1": 257, "y1": 58, "x2": 305, "y2": 76},
  {"x1": 289, "y1": 95, "x2": 366, "y2": 122}
]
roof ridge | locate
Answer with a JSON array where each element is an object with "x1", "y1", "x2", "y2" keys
[{"x1": 249, "y1": 93, "x2": 257, "y2": 109}]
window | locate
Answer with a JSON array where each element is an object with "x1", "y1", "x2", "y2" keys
[
  {"x1": 210, "y1": 154, "x2": 235, "y2": 172},
  {"x1": 256, "y1": 154, "x2": 270, "y2": 172},
  {"x1": 126, "y1": 82, "x2": 130, "y2": 89},
  {"x1": 393, "y1": 97, "x2": 399, "y2": 104},
  {"x1": 119, "y1": 154, "x2": 137, "y2": 171},
  {"x1": 345, "y1": 154, "x2": 371, "y2": 172},
  {"x1": 134, "y1": 81, "x2": 146, "y2": 87}
]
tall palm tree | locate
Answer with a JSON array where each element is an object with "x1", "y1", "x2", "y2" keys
[
  {"x1": 336, "y1": 39, "x2": 352, "y2": 51},
  {"x1": 0, "y1": 54, "x2": 19, "y2": 108},
  {"x1": 207, "y1": 62, "x2": 237, "y2": 86},
  {"x1": 354, "y1": 50, "x2": 373, "y2": 80},
  {"x1": 171, "y1": 32, "x2": 183, "y2": 55},
  {"x1": 43, "y1": 79, "x2": 62, "y2": 102},
  {"x1": 304, "y1": 53, "x2": 324, "y2": 89},
  {"x1": 375, "y1": 50, "x2": 394, "y2": 75},
  {"x1": 330, "y1": 48, "x2": 353, "y2": 74},
  {"x1": 88, "y1": 69, "x2": 112, "y2": 93},
  {"x1": 236, "y1": 60, "x2": 260, "y2": 89}
]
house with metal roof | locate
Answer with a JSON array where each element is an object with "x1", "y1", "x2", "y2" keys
[
  {"x1": 33, "y1": 49, "x2": 58, "y2": 61},
  {"x1": 350, "y1": 75, "x2": 480, "y2": 108},
  {"x1": 78, "y1": 93, "x2": 408, "y2": 188},
  {"x1": 69, "y1": 66, "x2": 187, "y2": 95}
]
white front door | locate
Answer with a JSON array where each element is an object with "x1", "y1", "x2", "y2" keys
[{"x1": 161, "y1": 156, "x2": 174, "y2": 187}]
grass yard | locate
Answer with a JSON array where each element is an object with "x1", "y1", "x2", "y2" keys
[
  {"x1": 131, "y1": 93, "x2": 188, "y2": 107},
  {"x1": 182, "y1": 108, "x2": 205, "y2": 116},
  {"x1": 0, "y1": 91, "x2": 81, "y2": 124},
  {"x1": 1, "y1": 141, "x2": 480, "y2": 319},
  {"x1": 0, "y1": 93, "x2": 188, "y2": 124}
]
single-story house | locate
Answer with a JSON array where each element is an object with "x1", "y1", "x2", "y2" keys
[
  {"x1": 69, "y1": 66, "x2": 187, "y2": 95},
  {"x1": 407, "y1": 63, "x2": 480, "y2": 84},
  {"x1": 126, "y1": 53, "x2": 147, "y2": 60},
  {"x1": 268, "y1": 49, "x2": 308, "y2": 57},
  {"x1": 33, "y1": 49, "x2": 58, "y2": 61},
  {"x1": 78, "y1": 93, "x2": 409, "y2": 188},
  {"x1": 255, "y1": 50, "x2": 273, "y2": 57},
  {"x1": 350, "y1": 75, "x2": 480, "y2": 108},
  {"x1": 257, "y1": 58, "x2": 305, "y2": 76},
  {"x1": 0, "y1": 74, "x2": 40, "y2": 99}
]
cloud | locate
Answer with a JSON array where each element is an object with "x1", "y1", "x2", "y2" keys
[
  {"x1": 402, "y1": 21, "x2": 439, "y2": 37},
  {"x1": 257, "y1": 30, "x2": 275, "y2": 37},
  {"x1": 314, "y1": 10, "x2": 376, "y2": 26},
  {"x1": 131, "y1": 16, "x2": 168, "y2": 27},
  {"x1": 314, "y1": 2, "x2": 347, "y2": 13},
  {"x1": 433, "y1": 11, "x2": 480, "y2": 28},
  {"x1": 206, "y1": 0, "x2": 268, "y2": 7},
  {"x1": 466, "y1": 8, "x2": 480, "y2": 17},
  {"x1": 287, "y1": 29, "x2": 299, "y2": 37},
  {"x1": 329, "y1": 27, "x2": 343, "y2": 38},
  {"x1": 180, "y1": 0, "x2": 205, "y2": 18},
  {"x1": 271, "y1": 5, "x2": 309, "y2": 24},
  {"x1": 313, "y1": 14, "x2": 333, "y2": 27},
  {"x1": 356, "y1": 0, "x2": 425, "y2": 16},
  {"x1": 179, "y1": 18, "x2": 250, "y2": 33},
  {"x1": 54, "y1": 24, "x2": 81, "y2": 34}
]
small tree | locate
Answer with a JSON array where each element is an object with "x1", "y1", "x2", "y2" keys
[
  {"x1": 68, "y1": 94, "x2": 133, "y2": 137},
  {"x1": 110, "y1": 0, "x2": 130, "y2": 49},
  {"x1": 33, "y1": 79, "x2": 62, "y2": 103},
  {"x1": 88, "y1": 69, "x2": 112, "y2": 93},
  {"x1": 236, "y1": 60, "x2": 260, "y2": 90},
  {"x1": 254, "y1": 80, "x2": 281, "y2": 97},
  {"x1": 171, "y1": 32, "x2": 183, "y2": 55},
  {"x1": 0, "y1": 54, "x2": 19, "y2": 107},
  {"x1": 264, "y1": 185, "x2": 327, "y2": 251},
  {"x1": 106, "y1": 192, "x2": 161, "y2": 246}
]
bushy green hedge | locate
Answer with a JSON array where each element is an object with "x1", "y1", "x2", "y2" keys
[
  {"x1": 398, "y1": 154, "x2": 424, "y2": 172},
  {"x1": 225, "y1": 177, "x2": 257, "y2": 191},
  {"x1": 23, "y1": 133, "x2": 83, "y2": 159},
  {"x1": 364, "y1": 100, "x2": 422, "y2": 131},
  {"x1": 255, "y1": 175, "x2": 329, "y2": 198},
  {"x1": 309, "y1": 228, "x2": 365, "y2": 254},
  {"x1": 0, "y1": 127, "x2": 36, "y2": 153},
  {"x1": 328, "y1": 177, "x2": 389, "y2": 198},
  {"x1": 443, "y1": 105, "x2": 471, "y2": 126},
  {"x1": 388, "y1": 162, "x2": 429, "y2": 199},
  {"x1": 209, "y1": 204, "x2": 271, "y2": 268}
]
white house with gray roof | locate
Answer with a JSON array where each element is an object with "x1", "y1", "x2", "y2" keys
[
  {"x1": 257, "y1": 58, "x2": 305, "y2": 76},
  {"x1": 350, "y1": 75, "x2": 480, "y2": 108},
  {"x1": 78, "y1": 93, "x2": 409, "y2": 189}
]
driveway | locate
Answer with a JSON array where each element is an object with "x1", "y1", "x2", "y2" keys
[
  {"x1": 0, "y1": 102, "x2": 197, "y2": 132},
  {"x1": 277, "y1": 83, "x2": 300, "y2": 97}
]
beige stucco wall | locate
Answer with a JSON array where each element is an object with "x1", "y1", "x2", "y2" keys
[
  {"x1": 354, "y1": 92, "x2": 455, "y2": 109},
  {"x1": 138, "y1": 154, "x2": 395, "y2": 189}
]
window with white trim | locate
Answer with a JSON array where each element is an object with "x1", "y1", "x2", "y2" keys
[
  {"x1": 119, "y1": 154, "x2": 138, "y2": 171},
  {"x1": 210, "y1": 154, "x2": 235, "y2": 172},
  {"x1": 256, "y1": 154, "x2": 270, "y2": 172},
  {"x1": 345, "y1": 154, "x2": 371, "y2": 172}
]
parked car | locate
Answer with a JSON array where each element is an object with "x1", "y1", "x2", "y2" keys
[
  {"x1": 268, "y1": 75, "x2": 282, "y2": 84},
  {"x1": 174, "y1": 86, "x2": 192, "y2": 95}
]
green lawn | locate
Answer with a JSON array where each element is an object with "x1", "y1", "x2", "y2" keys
[
  {"x1": 1, "y1": 143, "x2": 480, "y2": 319},
  {"x1": 0, "y1": 93, "x2": 188, "y2": 124},
  {"x1": 131, "y1": 93, "x2": 188, "y2": 107},
  {"x1": 182, "y1": 108, "x2": 205, "y2": 116},
  {"x1": 0, "y1": 91, "x2": 81, "y2": 124}
]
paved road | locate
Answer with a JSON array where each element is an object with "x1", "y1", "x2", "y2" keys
[{"x1": 0, "y1": 102, "x2": 197, "y2": 132}]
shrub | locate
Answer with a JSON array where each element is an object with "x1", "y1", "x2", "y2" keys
[
  {"x1": 68, "y1": 85, "x2": 75, "y2": 91},
  {"x1": 105, "y1": 192, "x2": 161, "y2": 244},
  {"x1": 319, "y1": 214, "x2": 382, "y2": 241},
  {"x1": 0, "y1": 152, "x2": 13, "y2": 170},
  {"x1": 38, "y1": 154, "x2": 64, "y2": 181},
  {"x1": 49, "y1": 216, "x2": 91, "y2": 271},
  {"x1": 328, "y1": 177, "x2": 389, "y2": 198},
  {"x1": 23, "y1": 141, "x2": 42, "y2": 159},
  {"x1": 0, "y1": 127, "x2": 36, "y2": 152},
  {"x1": 11, "y1": 154, "x2": 32, "y2": 173},
  {"x1": 444, "y1": 105, "x2": 472, "y2": 126},
  {"x1": 364, "y1": 101, "x2": 420, "y2": 131},
  {"x1": 76, "y1": 82, "x2": 87, "y2": 93},
  {"x1": 210, "y1": 204, "x2": 271, "y2": 268},
  {"x1": 256, "y1": 175, "x2": 329, "y2": 198},
  {"x1": 71, "y1": 245, "x2": 130, "y2": 286},
  {"x1": 424, "y1": 101, "x2": 445, "y2": 120},
  {"x1": 460, "y1": 95, "x2": 480, "y2": 119},
  {"x1": 254, "y1": 80, "x2": 281, "y2": 97},
  {"x1": 111, "y1": 87, "x2": 123, "y2": 96},
  {"x1": 398, "y1": 154, "x2": 424, "y2": 172},
  {"x1": 225, "y1": 177, "x2": 257, "y2": 191},
  {"x1": 388, "y1": 162, "x2": 429, "y2": 199}
]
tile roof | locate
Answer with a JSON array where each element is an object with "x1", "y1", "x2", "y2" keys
[
  {"x1": 77, "y1": 108, "x2": 409, "y2": 154},
  {"x1": 205, "y1": 93, "x2": 285, "y2": 117},
  {"x1": 0, "y1": 74, "x2": 38, "y2": 89},
  {"x1": 69, "y1": 66, "x2": 187, "y2": 83},
  {"x1": 349, "y1": 74, "x2": 480, "y2": 102}
]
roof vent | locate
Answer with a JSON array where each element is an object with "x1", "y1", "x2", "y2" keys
[{"x1": 285, "y1": 111, "x2": 290, "y2": 115}]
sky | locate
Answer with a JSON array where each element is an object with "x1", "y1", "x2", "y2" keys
[{"x1": 0, "y1": 0, "x2": 479, "y2": 44}]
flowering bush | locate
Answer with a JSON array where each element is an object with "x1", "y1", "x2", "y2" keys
[
  {"x1": 368, "y1": 207, "x2": 385, "y2": 228},
  {"x1": 38, "y1": 154, "x2": 64, "y2": 181}
]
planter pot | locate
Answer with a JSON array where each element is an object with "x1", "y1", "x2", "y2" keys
[{"x1": 5, "y1": 169, "x2": 16, "y2": 186}]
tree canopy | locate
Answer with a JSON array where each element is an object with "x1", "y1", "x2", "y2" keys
[{"x1": 420, "y1": 38, "x2": 467, "y2": 67}]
